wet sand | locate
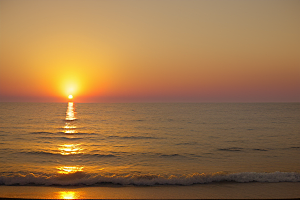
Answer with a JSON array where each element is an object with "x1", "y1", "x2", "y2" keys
[{"x1": 0, "y1": 182, "x2": 299, "y2": 199}]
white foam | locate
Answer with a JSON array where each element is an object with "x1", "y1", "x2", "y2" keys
[{"x1": 0, "y1": 171, "x2": 299, "y2": 186}]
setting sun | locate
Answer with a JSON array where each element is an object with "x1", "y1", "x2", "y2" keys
[{"x1": 68, "y1": 95, "x2": 73, "y2": 100}]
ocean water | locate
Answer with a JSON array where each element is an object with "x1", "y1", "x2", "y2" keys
[{"x1": 0, "y1": 102, "x2": 299, "y2": 186}]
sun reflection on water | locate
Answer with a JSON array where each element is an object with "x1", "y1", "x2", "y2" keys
[
  {"x1": 65, "y1": 102, "x2": 76, "y2": 121},
  {"x1": 63, "y1": 125, "x2": 78, "y2": 134},
  {"x1": 63, "y1": 124, "x2": 76, "y2": 129},
  {"x1": 63, "y1": 102, "x2": 77, "y2": 133},
  {"x1": 57, "y1": 166, "x2": 84, "y2": 174},
  {"x1": 55, "y1": 102, "x2": 86, "y2": 193},
  {"x1": 59, "y1": 144, "x2": 82, "y2": 155},
  {"x1": 58, "y1": 191, "x2": 77, "y2": 199}
]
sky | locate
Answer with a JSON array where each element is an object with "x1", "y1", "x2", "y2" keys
[{"x1": 0, "y1": 0, "x2": 299, "y2": 102}]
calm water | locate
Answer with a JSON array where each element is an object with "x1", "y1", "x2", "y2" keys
[{"x1": 0, "y1": 103, "x2": 299, "y2": 185}]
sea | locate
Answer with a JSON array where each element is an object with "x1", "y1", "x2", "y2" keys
[{"x1": 0, "y1": 102, "x2": 299, "y2": 186}]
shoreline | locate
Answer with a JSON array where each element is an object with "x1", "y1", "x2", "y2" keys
[{"x1": 0, "y1": 182, "x2": 300, "y2": 199}]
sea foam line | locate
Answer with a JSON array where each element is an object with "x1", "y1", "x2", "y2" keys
[{"x1": 0, "y1": 171, "x2": 299, "y2": 186}]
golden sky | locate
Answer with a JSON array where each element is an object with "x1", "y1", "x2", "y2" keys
[{"x1": 0, "y1": 0, "x2": 299, "y2": 102}]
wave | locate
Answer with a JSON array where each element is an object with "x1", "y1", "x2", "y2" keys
[
  {"x1": 108, "y1": 135, "x2": 160, "y2": 139},
  {"x1": 37, "y1": 136, "x2": 84, "y2": 140},
  {"x1": 31, "y1": 131, "x2": 54, "y2": 135},
  {"x1": 218, "y1": 147, "x2": 300, "y2": 152},
  {"x1": 32, "y1": 131, "x2": 97, "y2": 135},
  {"x1": 252, "y1": 148, "x2": 268, "y2": 151},
  {"x1": 176, "y1": 142, "x2": 198, "y2": 145},
  {"x1": 19, "y1": 151, "x2": 116, "y2": 158},
  {"x1": 56, "y1": 132, "x2": 97, "y2": 135},
  {"x1": 18, "y1": 151, "x2": 195, "y2": 159},
  {"x1": 218, "y1": 147, "x2": 243, "y2": 151},
  {"x1": 157, "y1": 153, "x2": 182, "y2": 157},
  {"x1": 0, "y1": 171, "x2": 299, "y2": 186},
  {"x1": 64, "y1": 119, "x2": 77, "y2": 122}
]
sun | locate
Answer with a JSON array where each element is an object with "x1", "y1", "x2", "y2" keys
[{"x1": 68, "y1": 95, "x2": 73, "y2": 100}]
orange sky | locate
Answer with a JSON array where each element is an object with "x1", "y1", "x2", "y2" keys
[{"x1": 0, "y1": 0, "x2": 299, "y2": 102}]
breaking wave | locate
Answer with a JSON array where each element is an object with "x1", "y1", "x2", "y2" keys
[{"x1": 0, "y1": 171, "x2": 299, "y2": 186}]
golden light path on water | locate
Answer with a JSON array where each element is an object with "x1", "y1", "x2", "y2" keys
[
  {"x1": 57, "y1": 100, "x2": 84, "y2": 199},
  {"x1": 63, "y1": 125, "x2": 77, "y2": 134},
  {"x1": 65, "y1": 102, "x2": 76, "y2": 121},
  {"x1": 57, "y1": 166, "x2": 84, "y2": 174},
  {"x1": 58, "y1": 191, "x2": 79, "y2": 199},
  {"x1": 59, "y1": 144, "x2": 82, "y2": 155},
  {"x1": 64, "y1": 102, "x2": 77, "y2": 133}
]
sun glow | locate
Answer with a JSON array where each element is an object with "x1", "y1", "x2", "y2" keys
[{"x1": 59, "y1": 76, "x2": 81, "y2": 101}]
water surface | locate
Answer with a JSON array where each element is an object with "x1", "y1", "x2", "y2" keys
[{"x1": 0, "y1": 103, "x2": 299, "y2": 185}]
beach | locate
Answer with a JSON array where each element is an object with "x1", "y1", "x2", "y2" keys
[{"x1": 1, "y1": 182, "x2": 300, "y2": 199}]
